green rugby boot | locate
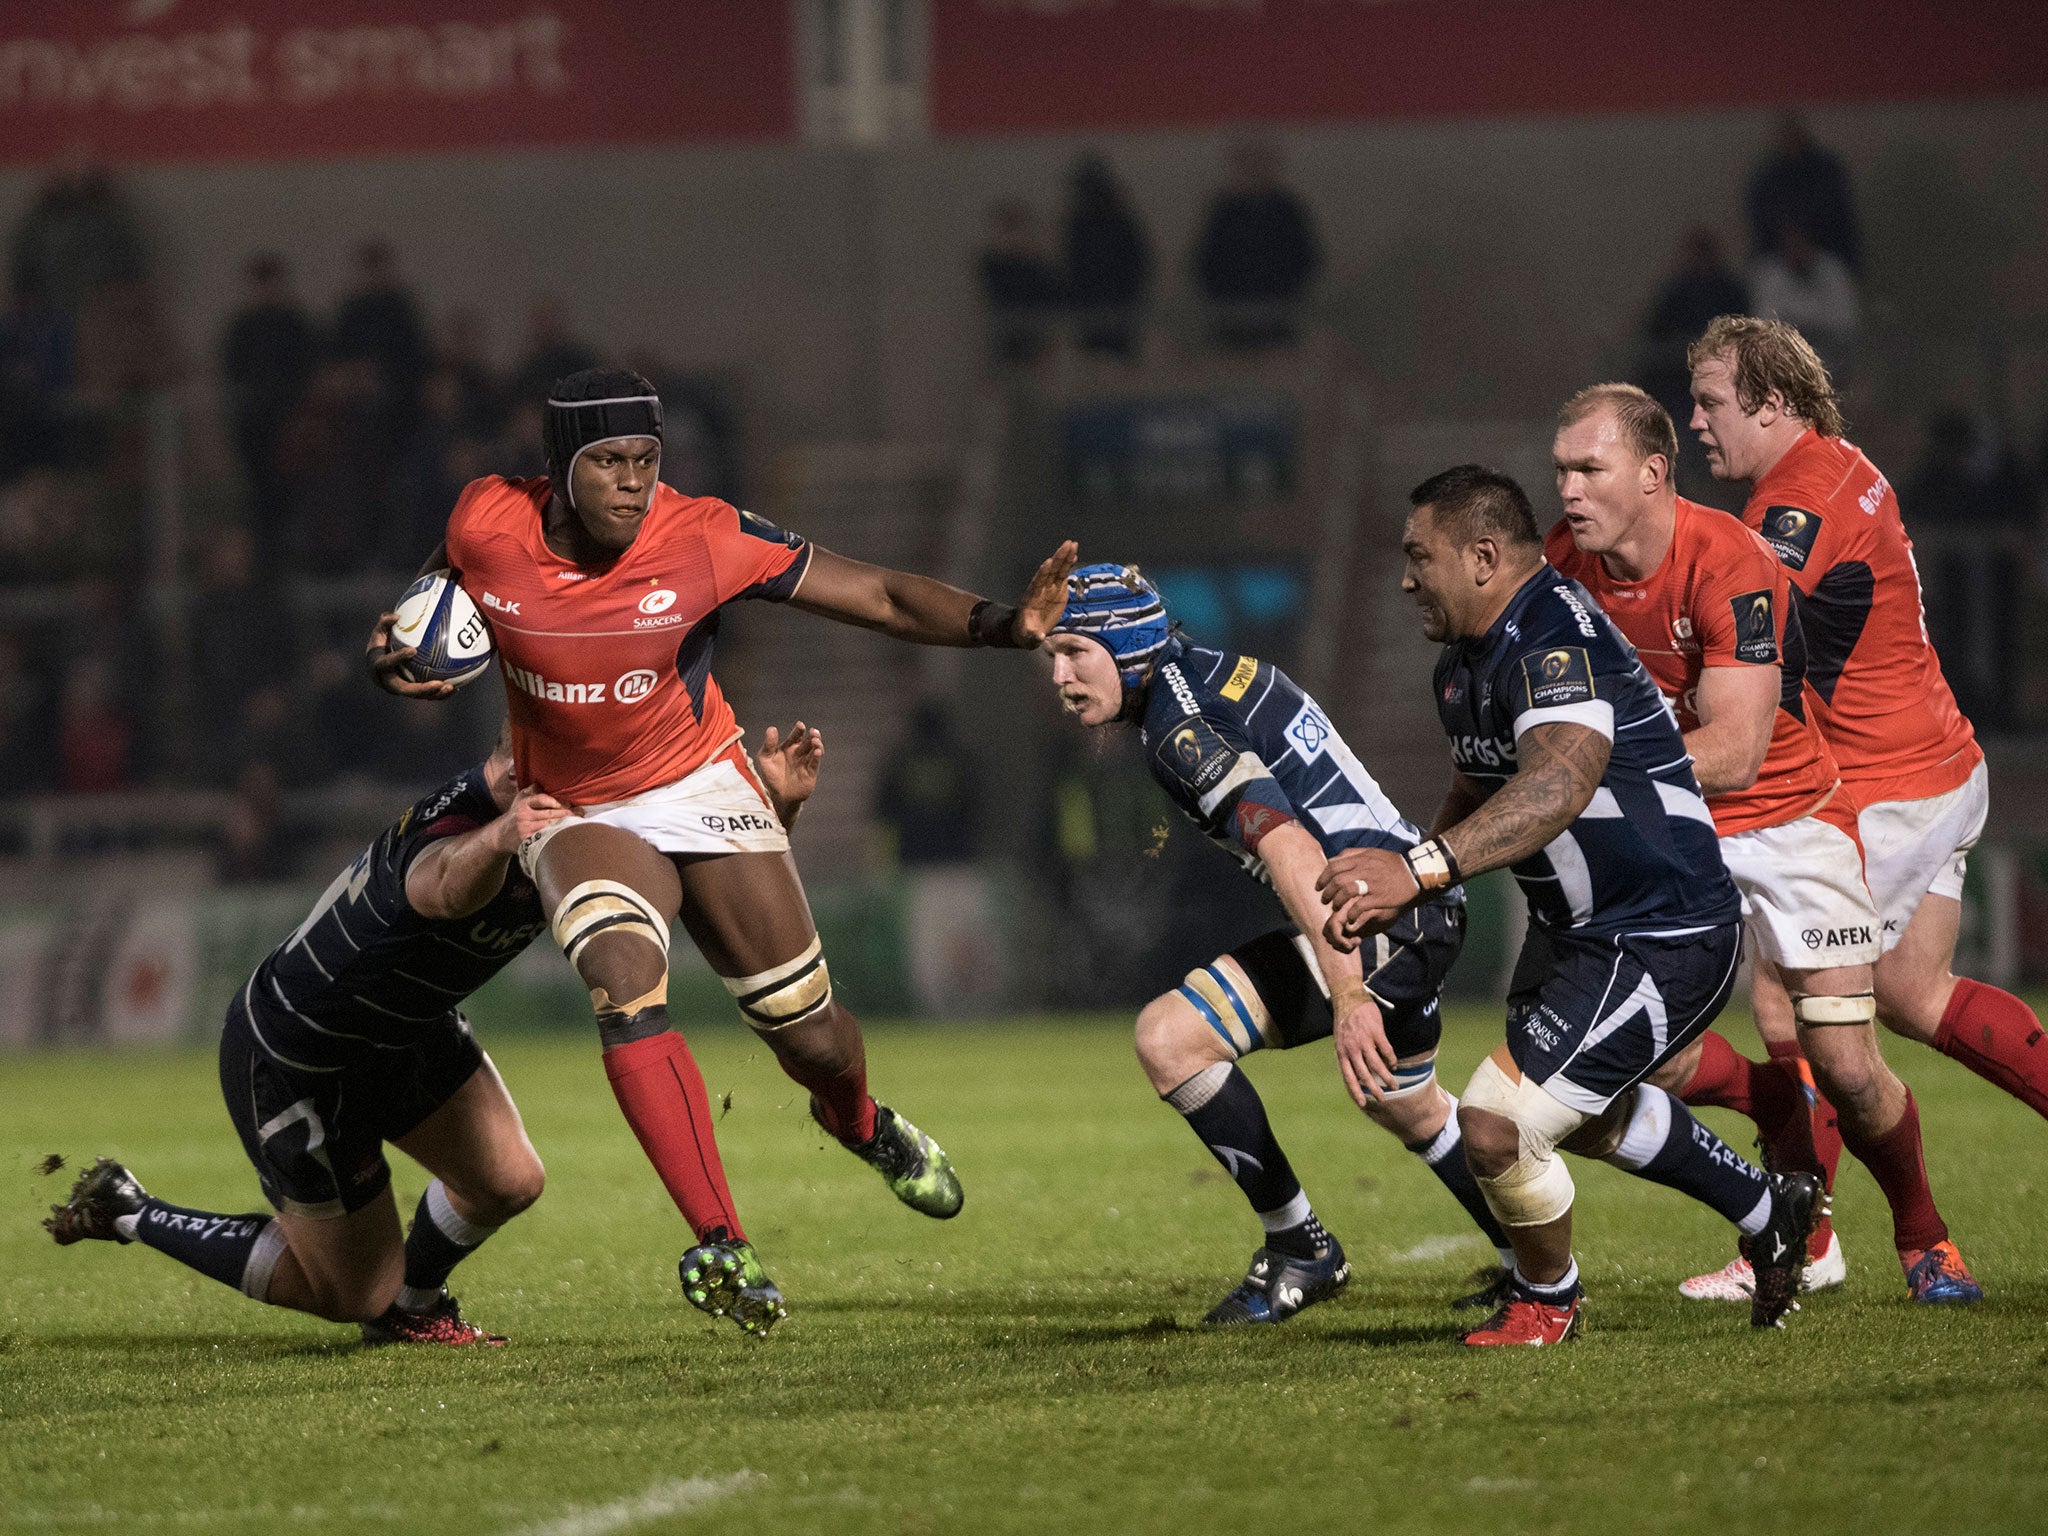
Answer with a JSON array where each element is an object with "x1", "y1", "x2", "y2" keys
[
  {"x1": 831, "y1": 1100, "x2": 964, "y2": 1219},
  {"x1": 679, "y1": 1236, "x2": 787, "y2": 1337}
]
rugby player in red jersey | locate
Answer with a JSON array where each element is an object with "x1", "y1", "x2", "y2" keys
[
  {"x1": 370, "y1": 369, "x2": 1075, "y2": 1328},
  {"x1": 1688, "y1": 316, "x2": 2037, "y2": 1301},
  {"x1": 1547, "y1": 383, "x2": 1968, "y2": 1304}
]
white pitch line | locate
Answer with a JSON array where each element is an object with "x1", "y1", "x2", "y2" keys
[{"x1": 509, "y1": 1472, "x2": 763, "y2": 1536}]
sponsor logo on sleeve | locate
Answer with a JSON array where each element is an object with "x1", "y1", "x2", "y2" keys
[
  {"x1": 1284, "y1": 700, "x2": 1332, "y2": 760},
  {"x1": 1762, "y1": 506, "x2": 1823, "y2": 571},
  {"x1": 1730, "y1": 589, "x2": 1778, "y2": 664},
  {"x1": 1219, "y1": 655, "x2": 1259, "y2": 701},
  {"x1": 1521, "y1": 646, "x2": 1595, "y2": 709},
  {"x1": 1162, "y1": 663, "x2": 1200, "y2": 718}
]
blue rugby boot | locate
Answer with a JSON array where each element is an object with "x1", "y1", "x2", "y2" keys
[
  {"x1": 1202, "y1": 1236, "x2": 1350, "y2": 1325},
  {"x1": 1903, "y1": 1240, "x2": 1983, "y2": 1306}
]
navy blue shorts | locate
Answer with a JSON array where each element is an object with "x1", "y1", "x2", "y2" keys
[
  {"x1": 1505, "y1": 922, "x2": 1741, "y2": 1114},
  {"x1": 219, "y1": 986, "x2": 483, "y2": 1217},
  {"x1": 1180, "y1": 897, "x2": 1465, "y2": 1060}
]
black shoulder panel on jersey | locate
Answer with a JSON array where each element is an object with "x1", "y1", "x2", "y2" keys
[
  {"x1": 1777, "y1": 587, "x2": 1810, "y2": 721},
  {"x1": 1794, "y1": 562, "x2": 1874, "y2": 704},
  {"x1": 1729, "y1": 588, "x2": 1778, "y2": 665},
  {"x1": 1760, "y1": 506, "x2": 1823, "y2": 571},
  {"x1": 675, "y1": 612, "x2": 719, "y2": 719}
]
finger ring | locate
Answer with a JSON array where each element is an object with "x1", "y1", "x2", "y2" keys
[{"x1": 1354, "y1": 879, "x2": 1368, "y2": 896}]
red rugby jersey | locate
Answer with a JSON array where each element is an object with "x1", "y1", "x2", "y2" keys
[
  {"x1": 1744, "y1": 431, "x2": 1981, "y2": 805},
  {"x1": 445, "y1": 477, "x2": 809, "y2": 805},
  {"x1": 1547, "y1": 497, "x2": 1839, "y2": 836}
]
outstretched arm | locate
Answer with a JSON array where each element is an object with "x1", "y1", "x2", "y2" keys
[
  {"x1": 787, "y1": 541, "x2": 1077, "y2": 649},
  {"x1": 755, "y1": 722, "x2": 824, "y2": 829},
  {"x1": 1316, "y1": 723, "x2": 1610, "y2": 948}
]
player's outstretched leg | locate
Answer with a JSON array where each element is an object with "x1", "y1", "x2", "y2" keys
[
  {"x1": 675, "y1": 848, "x2": 963, "y2": 1220},
  {"x1": 530, "y1": 823, "x2": 782, "y2": 1330},
  {"x1": 1135, "y1": 987, "x2": 1347, "y2": 1324},
  {"x1": 1672, "y1": 1024, "x2": 1845, "y2": 1301},
  {"x1": 1590, "y1": 1084, "x2": 1821, "y2": 1328}
]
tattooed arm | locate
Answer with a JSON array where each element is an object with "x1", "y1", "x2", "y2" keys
[
  {"x1": 1315, "y1": 725, "x2": 1609, "y2": 949},
  {"x1": 1438, "y1": 722, "x2": 1609, "y2": 877},
  {"x1": 1430, "y1": 771, "x2": 1487, "y2": 836}
]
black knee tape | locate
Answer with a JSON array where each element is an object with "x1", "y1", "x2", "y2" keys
[{"x1": 597, "y1": 1003, "x2": 673, "y2": 1050}]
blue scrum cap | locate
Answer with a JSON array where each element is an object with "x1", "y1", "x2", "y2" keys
[{"x1": 1050, "y1": 562, "x2": 1172, "y2": 688}]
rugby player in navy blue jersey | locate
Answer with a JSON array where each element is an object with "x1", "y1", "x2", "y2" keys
[
  {"x1": 45, "y1": 722, "x2": 823, "y2": 1345},
  {"x1": 1042, "y1": 564, "x2": 1515, "y2": 1325},
  {"x1": 1318, "y1": 467, "x2": 1820, "y2": 1343}
]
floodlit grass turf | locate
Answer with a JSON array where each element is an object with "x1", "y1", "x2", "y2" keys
[{"x1": 5, "y1": 1006, "x2": 2047, "y2": 1536}]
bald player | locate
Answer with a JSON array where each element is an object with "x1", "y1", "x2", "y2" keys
[{"x1": 1546, "y1": 382, "x2": 1970, "y2": 1305}]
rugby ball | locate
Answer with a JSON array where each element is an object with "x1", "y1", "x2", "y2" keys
[{"x1": 390, "y1": 570, "x2": 494, "y2": 687}]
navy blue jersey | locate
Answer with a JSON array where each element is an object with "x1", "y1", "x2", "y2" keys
[
  {"x1": 244, "y1": 767, "x2": 546, "y2": 1061},
  {"x1": 1432, "y1": 567, "x2": 1739, "y2": 935},
  {"x1": 1138, "y1": 642, "x2": 1449, "y2": 896}
]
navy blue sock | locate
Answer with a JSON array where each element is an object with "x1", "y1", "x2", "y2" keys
[
  {"x1": 125, "y1": 1199, "x2": 285, "y2": 1298},
  {"x1": 397, "y1": 1179, "x2": 499, "y2": 1311},
  {"x1": 1606, "y1": 1085, "x2": 1774, "y2": 1233},
  {"x1": 1405, "y1": 1094, "x2": 1515, "y2": 1265},
  {"x1": 1166, "y1": 1062, "x2": 1306, "y2": 1228}
]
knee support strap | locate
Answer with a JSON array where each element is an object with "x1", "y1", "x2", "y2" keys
[
  {"x1": 1461, "y1": 1055, "x2": 1587, "y2": 1227},
  {"x1": 550, "y1": 880, "x2": 670, "y2": 971},
  {"x1": 1177, "y1": 955, "x2": 1270, "y2": 1058},
  {"x1": 1793, "y1": 991, "x2": 1877, "y2": 1027},
  {"x1": 723, "y1": 936, "x2": 833, "y2": 1030}
]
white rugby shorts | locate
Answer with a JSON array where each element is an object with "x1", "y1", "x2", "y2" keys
[
  {"x1": 1857, "y1": 759, "x2": 1990, "y2": 952},
  {"x1": 518, "y1": 748, "x2": 788, "y2": 877},
  {"x1": 1718, "y1": 809, "x2": 1881, "y2": 970}
]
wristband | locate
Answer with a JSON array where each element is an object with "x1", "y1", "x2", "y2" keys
[
  {"x1": 967, "y1": 599, "x2": 1025, "y2": 648},
  {"x1": 1330, "y1": 981, "x2": 1374, "y2": 1018},
  {"x1": 1403, "y1": 836, "x2": 1462, "y2": 892}
]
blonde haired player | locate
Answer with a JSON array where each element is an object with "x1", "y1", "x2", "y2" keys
[{"x1": 1546, "y1": 381, "x2": 1965, "y2": 1304}]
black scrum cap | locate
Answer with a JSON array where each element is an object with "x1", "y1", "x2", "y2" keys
[{"x1": 544, "y1": 368, "x2": 663, "y2": 508}]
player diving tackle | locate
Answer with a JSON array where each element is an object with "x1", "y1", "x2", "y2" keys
[
  {"x1": 1042, "y1": 564, "x2": 1515, "y2": 1325},
  {"x1": 367, "y1": 369, "x2": 1076, "y2": 1330},
  {"x1": 43, "y1": 724, "x2": 821, "y2": 1344},
  {"x1": 1318, "y1": 466, "x2": 1821, "y2": 1343}
]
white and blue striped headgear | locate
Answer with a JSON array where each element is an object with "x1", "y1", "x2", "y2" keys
[{"x1": 1050, "y1": 563, "x2": 1172, "y2": 689}]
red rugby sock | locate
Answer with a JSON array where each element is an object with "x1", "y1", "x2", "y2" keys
[
  {"x1": 603, "y1": 1031, "x2": 745, "y2": 1243},
  {"x1": 1936, "y1": 979, "x2": 2048, "y2": 1121},
  {"x1": 1765, "y1": 1038, "x2": 1841, "y2": 1257},
  {"x1": 782, "y1": 1053, "x2": 879, "y2": 1145},
  {"x1": 1839, "y1": 1089, "x2": 1948, "y2": 1255},
  {"x1": 1679, "y1": 1031, "x2": 1805, "y2": 1147}
]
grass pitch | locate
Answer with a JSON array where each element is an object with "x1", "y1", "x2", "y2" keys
[{"x1": 5, "y1": 1005, "x2": 2048, "y2": 1536}]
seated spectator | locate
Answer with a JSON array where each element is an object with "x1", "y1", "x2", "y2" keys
[
  {"x1": 978, "y1": 201, "x2": 1064, "y2": 369},
  {"x1": 874, "y1": 699, "x2": 979, "y2": 867},
  {"x1": 220, "y1": 255, "x2": 318, "y2": 573},
  {"x1": 58, "y1": 651, "x2": 131, "y2": 794},
  {"x1": 510, "y1": 296, "x2": 599, "y2": 407},
  {"x1": 0, "y1": 284, "x2": 74, "y2": 477},
  {"x1": 1747, "y1": 113, "x2": 1861, "y2": 274},
  {"x1": 1063, "y1": 154, "x2": 1151, "y2": 361},
  {"x1": 332, "y1": 241, "x2": 430, "y2": 448},
  {"x1": 1637, "y1": 227, "x2": 1749, "y2": 495},
  {"x1": 438, "y1": 309, "x2": 506, "y2": 440},
  {"x1": 1750, "y1": 223, "x2": 1858, "y2": 377},
  {"x1": 1191, "y1": 142, "x2": 1321, "y2": 351}
]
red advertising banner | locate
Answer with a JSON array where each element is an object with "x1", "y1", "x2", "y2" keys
[
  {"x1": 0, "y1": 0, "x2": 793, "y2": 166},
  {"x1": 931, "y1": 0, "x2": 2048, "y2": 137}
]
